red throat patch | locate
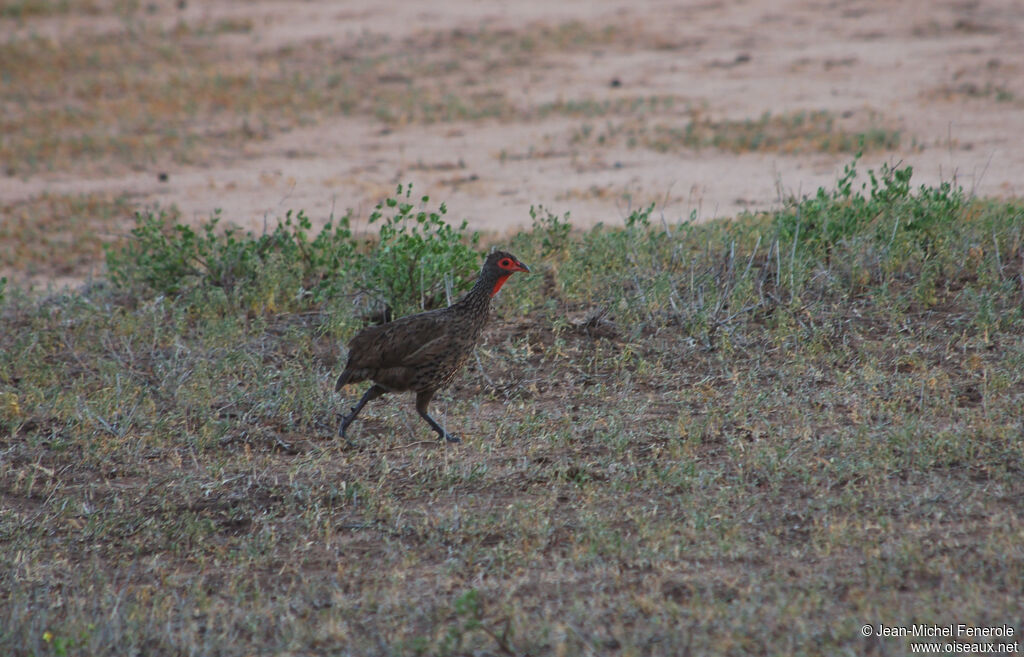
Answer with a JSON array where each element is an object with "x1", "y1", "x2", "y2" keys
[{"x1": 490, "y1": 274, "x2": 513, "y2": 297}]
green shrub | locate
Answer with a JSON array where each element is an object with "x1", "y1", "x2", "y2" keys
[
  {"x1": 773, "y1": 156, "x2": 964, "y2": 258},
  {"x1": 104, "y1": 208, "x2": 357, "y2": 310},
  {"x1": 359, "y1": 184, "x2": 480, "y2": 315},
  {"x1": 528, "y1": 204, "x2": 572, "y2": 258},
  {"x1": 104, "y1": 185, "x2": 479, "y2": 316}
]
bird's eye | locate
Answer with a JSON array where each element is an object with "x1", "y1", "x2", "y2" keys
[{"x1": 500, "y1": 258, "x2": 512, "y2": 268}]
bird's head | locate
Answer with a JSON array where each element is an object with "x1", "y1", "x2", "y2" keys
[{"x1": 483, "y1": 250, "x2": 530, "y2": 296}]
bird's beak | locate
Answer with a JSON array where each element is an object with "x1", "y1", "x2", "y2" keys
[{"x1": 515, "y1": 260, "x2": 531, "y2": 273}]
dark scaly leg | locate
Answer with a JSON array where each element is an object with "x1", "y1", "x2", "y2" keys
[
  {"x1": 416, "y1": 389, "x2": 460, "y2": 443},
  {"x1": 339, "y1": 384, "x2": 386, "y2": 443}
]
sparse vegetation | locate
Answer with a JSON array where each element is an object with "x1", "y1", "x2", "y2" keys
[
  {"x1": 537, "y1": 95, "x2": 680, "y2": 119},
  {"x1": 3, "y1": 164, "x2": 1023, "y2": 655},
  {"x1": 944, "y1": 81, "x2": 1017, "y2": 103},
  {"x1": 570, "y1": 110, "x2": 902, "y2": 155},
  {"x1": 0, "y1": 16, "x2": 691, "y2": 176},
  {"x1": 0, "y1": 5, "x2": 908, "y2": 178},
  {"x1": 0, "y1": 0, "x2": 108, "y2": 19},
  {"x1": 0, "y1": 193, "x2": 134, "y2": 283}
]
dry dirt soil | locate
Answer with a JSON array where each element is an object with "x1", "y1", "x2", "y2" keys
[{"x1": 2, "y1": 0, "x2": 1023, "y2": 275}]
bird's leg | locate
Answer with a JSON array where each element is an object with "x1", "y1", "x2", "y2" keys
[
  {"x1": 416, "y1": 390, "x2": 460, "y2": 443},
  {"x1": 339, "y1": 384, "x2": 386, "y2": 442}
]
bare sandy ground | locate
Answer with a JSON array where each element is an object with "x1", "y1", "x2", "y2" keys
[{"x1": 3, "y1": 0, "x2": 1023, "y2": 235}]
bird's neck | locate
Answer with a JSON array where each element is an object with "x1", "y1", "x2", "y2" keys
[{"x1": 455, "y1": 268, "x2": 505, "y2": 315}]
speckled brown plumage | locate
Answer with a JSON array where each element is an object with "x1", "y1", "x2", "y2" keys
[{"x1": 336, "y1": 250, "x2": 530, "y2": 444}]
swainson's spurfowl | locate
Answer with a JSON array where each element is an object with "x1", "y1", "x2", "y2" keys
[{"x1": 336, "y1": 250, "x2": 530, "y2": 444}]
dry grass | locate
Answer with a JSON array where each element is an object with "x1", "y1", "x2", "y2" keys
[
  {"x1": 0, "y1": 0, "x2": 135, "y2": 20},
  {"x1": 0, "y1": 193, "x2": 136, "y2": 283},
  {"x1": 0, "y1": 24, "x2": 320, "y2": 175},
  {"x1": 568, "y1": 109, "x2": 902, "y2": 156}
]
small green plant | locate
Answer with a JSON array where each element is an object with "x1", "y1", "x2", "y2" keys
[
  {"x1": 625, "y1": 202, "x2": 655, "y2": 229},
  {"x1": 528, "y1": 204, "x2": 572, "y2": 257},
  {"x1": 361, "y1": 183, "x2": 481, "y2": 315}
]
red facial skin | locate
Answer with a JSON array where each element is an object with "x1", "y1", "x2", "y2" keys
[{"x1": 490, "y1": 256, "x2": 530, "y2": 296}]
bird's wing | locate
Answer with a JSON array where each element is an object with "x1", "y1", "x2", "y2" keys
[{"x1": 345, "y1": 309, "x2": 455, "y2": 370}]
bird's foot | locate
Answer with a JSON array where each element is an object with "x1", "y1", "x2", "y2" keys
[
  {"x1": 338, "y1": 417, "x2": 358, "y2": 447},
  {"x1": 441, "y1": 432, "x2": 461, "y2": 444}
]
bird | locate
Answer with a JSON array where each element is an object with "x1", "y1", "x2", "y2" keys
[{"x1": 335, "y1": 250, "x2": 530, "y2": 444}]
